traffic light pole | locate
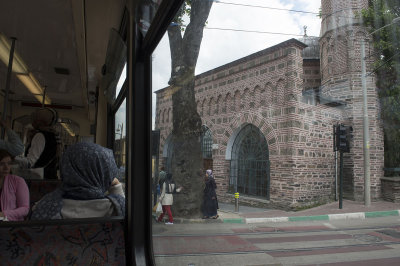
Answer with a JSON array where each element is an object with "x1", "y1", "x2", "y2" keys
[
  {"x1": 333, "y1": 125, "x2": 338, "y2": 201},
  {"x1": 335, "y1": 150, "x2": 338, "y2": 201},
  {"x1": 334, "y1": 123, "x2": 352, "y2": 209},
  {"x1": 339, "y1": 151, "x2": 344, "y2": 209}
]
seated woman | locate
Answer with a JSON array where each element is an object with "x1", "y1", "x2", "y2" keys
[
  {"x1": 30, "y1": 142, "x2": 125, "y2": 220},
  {"x1": 0, "y1": 149, "x2": 30, "y2": 221}
]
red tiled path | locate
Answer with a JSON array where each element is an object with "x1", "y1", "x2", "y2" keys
[{"x1": 153, "y1": 235, "x2": 259, "y2": 255}]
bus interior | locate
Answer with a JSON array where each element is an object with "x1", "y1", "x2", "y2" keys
[
  {"x1": 0, "y1": 0, "x2": 171, "y2": 264},
  {"x1": 2, "y1": 0, "x2": 399, "y2": 265}
]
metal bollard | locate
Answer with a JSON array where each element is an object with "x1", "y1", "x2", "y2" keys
[{"x1": 234, "y1": 192, "x2": 239, "y2": 212}]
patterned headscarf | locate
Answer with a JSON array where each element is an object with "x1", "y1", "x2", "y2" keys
[
  {"x1": 31, "y1": 142, "x2": 125, "y2": 220},
  {"x1": 206, "y1": 169, "x2": 214, "y2": 179}
]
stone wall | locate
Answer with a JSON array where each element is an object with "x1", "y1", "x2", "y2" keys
[
  {"x1": 381, "y1": 177, "x2": 400, "y2": 203},
  {"x1": 155, "y1": 39, "x2": 348, "y2": 208},
  {"x1": 320, "y1": 0, "x2": 384, "y2": 201},
  {"x1": 154, "y1": 0, "x2": 385, "y2": 208}
]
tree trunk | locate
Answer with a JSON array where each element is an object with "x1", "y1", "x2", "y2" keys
[
  {"x1": 170, "y1": 79, "x2": 204, "y2": 217},
  {"x1": 167, "y1": 0, "x2": 213, "y2": 218}
]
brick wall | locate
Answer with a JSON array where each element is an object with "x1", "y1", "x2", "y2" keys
[
  {"x1": 156, "y1": 39, "x2": 348, "y2": 208},
  {"x1": 155, "y1": 0, "x2": 384, "y2": 208},
  {"x1": 320, "y1": 0, "x2": 384, "y2": 200}
]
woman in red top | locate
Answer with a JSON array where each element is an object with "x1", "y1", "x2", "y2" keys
[{"x1": 0, "y1": 149, "x2": 30, "y2": 221}]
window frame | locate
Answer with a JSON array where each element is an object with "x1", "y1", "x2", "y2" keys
[{"x1": 125, "y1": 0, "x2": 185, "y2": 264}]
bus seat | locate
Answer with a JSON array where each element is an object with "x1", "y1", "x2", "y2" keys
[
  {"x1": 0, "y1": 218, "x2": 125, "y2": 265},
  {"x1": 24, "y1": 180, "x2": 61, "y2": 220},
  {"x1": 26, "y1": 179, "x2": 61, "y2": 203}
]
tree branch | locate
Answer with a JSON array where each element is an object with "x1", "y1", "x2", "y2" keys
[
  {"x1": 167, "y1": 24, "x2": 183, "y2": 84},
  {"x1": 182, "y1": 0, "x2": 213, "y2": 68}
]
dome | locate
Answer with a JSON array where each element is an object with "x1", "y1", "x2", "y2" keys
[{"x1": 300, "y1": 36, "x2": 320, "y2": 59}]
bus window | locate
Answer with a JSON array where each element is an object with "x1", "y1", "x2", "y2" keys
[
  {"x1": 114, "y1": 98, "x2": 127, "y2": 183},
  {"x1": 150, "y1": 0, "x2": 400, "y2": 265}
]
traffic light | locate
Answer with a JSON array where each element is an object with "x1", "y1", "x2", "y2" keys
[{"x1": 334, "y1": 124, "x2": 351, "y2": 153}]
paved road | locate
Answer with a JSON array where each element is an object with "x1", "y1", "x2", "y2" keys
[{"x1": 153, "y1": 216, "x2": 400, "y2": 265}]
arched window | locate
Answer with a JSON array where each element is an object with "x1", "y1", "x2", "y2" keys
[
  {"x1": 230, "y1": 124, "x2": 270, "y2": 198},
  {"x1": 242, "y1": 88, "x2": 249, "y2": 110},
  {"x1": 233, "y1": 90, "x2": 240, "y2": 112},
  {"x1": 224, "y1": 93, "x2": 231, "y2": 113},
  {"x1": 215, "y1": 95, "x2": 221, "y2": 115},
  {"x1": 207, "y1": 97, "x2": 213, "y2": 116},
  {"x1": 201, "y1": 125, "x2": 213, "y2": 159}
]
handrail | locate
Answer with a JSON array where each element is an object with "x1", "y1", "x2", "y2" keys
[{"x1": 0, "y1": 216, "x2": 124, "y2": 228}]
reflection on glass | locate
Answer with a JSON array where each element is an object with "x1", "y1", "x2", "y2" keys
[
  {"x1": 102, "y1": 27, "x2": 127, "y2": 105},
  {"x1": 139, "y1": 0, "x2": 164, "y2": 36},
  {"x1": 151, "y1": 0, "x2": 400, "y2": 264},
  {"x1": 116, "y1": 63, "x2": 127, "y2": 97},
  {"x1": 114, "y1": 98, "x2": 126, "y2": 182}
]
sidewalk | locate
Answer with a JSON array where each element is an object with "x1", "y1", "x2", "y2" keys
[{"x1": 217, "y1": 200, "x2": 400, "y2": 224}]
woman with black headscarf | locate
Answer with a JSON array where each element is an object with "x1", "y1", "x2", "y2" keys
[
  {"x1": 30, "y1": 142, "x2": 125, "y2": 220},
  {"x1": 202, "y1": 169, "x2": 219, "y2": 219}
]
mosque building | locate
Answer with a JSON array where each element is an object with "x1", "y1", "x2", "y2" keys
[{"x1": 155, "y1": 0, "x2": 384, "y2": 208}]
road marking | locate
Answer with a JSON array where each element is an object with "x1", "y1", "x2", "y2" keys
[{"x1": 324, "y1": 223, "x2": 336, "y2": 229}]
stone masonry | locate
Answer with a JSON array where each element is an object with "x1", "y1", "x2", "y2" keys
[
  {"x1": 319, "y1": 0, "x2": 384, "y2": 201},
  {"x1": 155, "y1": 0, "x2": 384, "y2": 209}
]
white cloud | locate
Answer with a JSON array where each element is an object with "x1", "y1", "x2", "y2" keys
[{"x1": 152, "y1": 0, "x2": 321, "y2": 129}]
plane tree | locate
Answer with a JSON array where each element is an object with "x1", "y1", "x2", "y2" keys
[
  {"x1": 166, "y1": 0, "x2": 213, "y2": 217},
  {"x1": 361, "y1": 0, "x2": 400, "y2": 173}
]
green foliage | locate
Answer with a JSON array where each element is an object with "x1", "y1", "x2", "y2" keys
[
  {"x1": 173, "y1": 0, "x2": 191, "y2": 31},
  {"x1": 362, "y1": 0, "x2": 400, "y2": 168}
]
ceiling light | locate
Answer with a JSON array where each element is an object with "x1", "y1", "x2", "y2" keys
[
  {"x1": 0, "y1": 33, "x2": 28, "y2": 74},
  {"x1": 0, "y1": 32, "x2": 51, "y2": 104},
  {"x1": 61, "y1": 122, "x2": 75, "y2": 137},
  {"x1": 15, "y1": 73, "x2": 51, "y2": 104}
]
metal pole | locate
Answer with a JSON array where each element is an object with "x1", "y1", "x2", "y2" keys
[
  {"x1": 335, "y1": 150, "x2": 338, "y2": 201},
  {"x1": 42, "y1": 86, "x2": 47, "y2": 107},
  {"x1": 361, "y1": 41, "x2": 371, "y2": 207},
  {"x1": 339, "y1": 151, "x2": 344, "y2": 209},
  {"x1": 154, "y1": 156, "x2": 159, "y2": 206},
  {"x1": 120, "y1": 123, "x2": 123, "y2": 165},
  {"x1": 234, "y1": 192, "x2": 239, "y2": 212},
  {"x1": 153, "y1": 130, "x2": 160, "y2": 206},
  {"x1": 1, "y1": 37, "x2": 16, "y2": 139},
  {"x1": 333, "y1": 123, "x2": 338, "y2": 201}
]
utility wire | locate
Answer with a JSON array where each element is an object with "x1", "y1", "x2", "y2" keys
[
  {"x1": 171, "y1": 23, "x2": 318, "y2": 37},
  {"x1": 204, "y1": 26, "x2": 318, "y2": 37},
  {"x1": 213, "y1": 0, "x2": 318, "y2": 15},
  {"x1": 213, "y1": 0, "x2": 358, "y2": 20}
]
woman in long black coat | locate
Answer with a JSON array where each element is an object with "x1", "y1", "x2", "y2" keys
[{"x1": 202, "y1": 169, "x2": 219, "y2": 219}]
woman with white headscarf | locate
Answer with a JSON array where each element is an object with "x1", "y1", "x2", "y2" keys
[
  {"x1": 30, "y1": 142, "x2": 125, "y2": 220},
  {"x1": 202, "y1": 169, "x2": 218, "y2": 219}
]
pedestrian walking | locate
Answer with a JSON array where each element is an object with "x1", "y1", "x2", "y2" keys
[
  {"x1": 157, "y1": 173, "x2": 182, "y2": 224},
  {"x1": 158, "y1": 167, "x2": 167, "y2": 188}
]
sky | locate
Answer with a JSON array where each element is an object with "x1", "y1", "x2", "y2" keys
[{"x1": 151, "y1": 0, "x2": 322, "y2": 129}]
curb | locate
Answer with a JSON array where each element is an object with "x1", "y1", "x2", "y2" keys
[
  {"x1": 222, "y1": 218, "x2": 245, "y2": 224},
  {"x1": 243, "y1": 210, "x2": 400, "y2": 224}
]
